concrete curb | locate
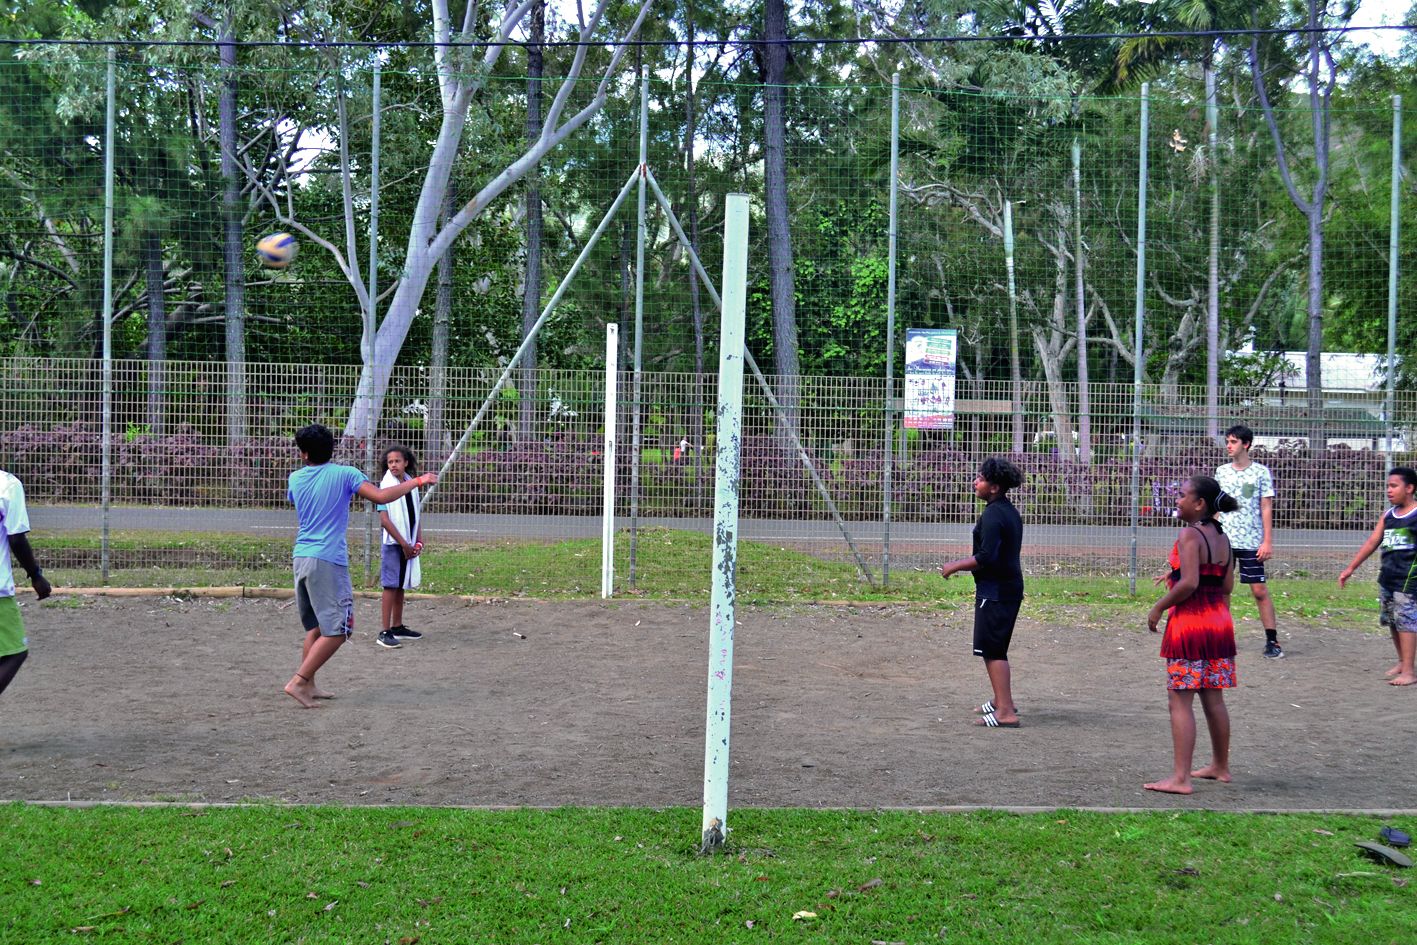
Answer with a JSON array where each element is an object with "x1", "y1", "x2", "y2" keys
[
  {"x1": 5, "y1": 798, "x2": 1416, "y2": 816},
  {"x1": 19, "y1": 585, "x2": 497, "y2": 603}
]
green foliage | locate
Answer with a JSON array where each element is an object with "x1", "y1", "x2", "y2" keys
[{"x1": 0, "y1": 2, "x2": 1412, "y2": 396}]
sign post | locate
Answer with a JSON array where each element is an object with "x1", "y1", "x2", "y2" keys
[{"x1": 903, "y1": 328, "x2": 959, "y2": 431}]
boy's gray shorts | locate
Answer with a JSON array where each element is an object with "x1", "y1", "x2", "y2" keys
[{"x1": 294, "y1": 557, "x2": 355, "y2": 637}]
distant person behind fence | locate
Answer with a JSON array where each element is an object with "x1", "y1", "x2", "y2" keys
[
  {"x1": 0, "y1": 468, "x2": 51, "y2": 699},
  {"x1": 283, "y1": 424, "x2": 436, "y2": 708}
]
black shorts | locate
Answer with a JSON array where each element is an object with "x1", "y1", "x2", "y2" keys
[
  {"x1": 972, "y1": 597, "x2": 1022, "y2": 660},
  {"x1": 1234, "y1": 548, "x2": 1266, "y2": 584}
]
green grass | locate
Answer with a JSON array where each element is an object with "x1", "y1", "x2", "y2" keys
[
  {"x1": 35, "y1": 528, "x2": 1381, "y2": 627},
  {"x1": 2, "y1": 805, "x2": 1411, "y2": 944}
]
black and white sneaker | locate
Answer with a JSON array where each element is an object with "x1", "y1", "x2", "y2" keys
[
  {"x1": 1263, "y1": 641, "x2": 1285, "y2": 659},
  {"x1": 390, "y1": 625, "x2": 423, "y2": 641},
  {"x1": 376, "y1": 630, "x2": 402, "y2": 649}
]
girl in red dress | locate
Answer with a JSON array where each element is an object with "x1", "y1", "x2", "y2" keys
[{"x1": 1145, "y1": 476, "x2": 1240, "y2": 795}]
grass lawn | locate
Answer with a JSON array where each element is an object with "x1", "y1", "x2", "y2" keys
[
  {"x1": 36, "y1": 528, "x2": 1381, "y2": 629},
  {"x1": 12, "y1": 532, "x2": 1407, "y2": 942},
  {"x1": 3, "y1": 805, "x2": 1412, "y2": 944}
]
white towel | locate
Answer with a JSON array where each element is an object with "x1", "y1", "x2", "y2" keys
[{"x1": 380, "y1": 470, "x2": 422, "y2": 589}]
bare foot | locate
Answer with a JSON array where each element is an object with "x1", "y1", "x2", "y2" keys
[
  {"x1": 312, "y1": 687, "x2": 335, "y2": 700},
  {"x1": 283, "y1": 676, "x2": 320, "y2": 708},
  {"x1": 1191, "y1": 764, "x2": 1231, "y2": 783},
  {"x1": 1389, "y1": 673, "x2": 1416, "y2": 686},
  {"x1": 1385, "y1": 663, "x2": 1403, "y2": 678},
  {"x1": 1143, "y1": 778, "x2": 1193, "y2": 795}
]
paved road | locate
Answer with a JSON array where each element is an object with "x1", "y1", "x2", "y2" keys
[{"x1": 30, "y1": 505, "x2": 1361, "y2": 556}]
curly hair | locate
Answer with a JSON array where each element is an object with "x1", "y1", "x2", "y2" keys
[
  {"x1": 979, "y1": 457, "x2": 1024, "y2": 493},
  {"x1": 383, "y1": 443, "x2": 418, "y2": 477}
]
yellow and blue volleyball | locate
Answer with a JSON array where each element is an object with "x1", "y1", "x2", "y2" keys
[{"x1": 256, "y1": 232, "x2": 298, "y2": 268}]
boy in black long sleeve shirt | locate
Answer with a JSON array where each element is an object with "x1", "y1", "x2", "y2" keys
[{"x1": 941, "y1": 457, "x2": 1025, "y2": 727}]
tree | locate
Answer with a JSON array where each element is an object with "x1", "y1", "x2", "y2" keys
[
  {"x1": 1247, "y1": 0, "x2": 1357, "y2": 449},
  {"x1": 761, "y1": 0, "x2": 801, "y2": 437},
  {"x1": 1113, "y1": 0, "x2": 1273, "y2": 442},
  {"x1": 337, "y1": 0, "x2": 653, "y2": 440},
  {"x1": 518, "y1": 0, "x2": 546, "y2": 443}
]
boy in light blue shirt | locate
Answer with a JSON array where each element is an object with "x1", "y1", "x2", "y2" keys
[{"x1": 284, "y1": 424, "x2": 436, "y2": 708}]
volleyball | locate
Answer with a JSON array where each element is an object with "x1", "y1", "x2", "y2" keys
[{"x1": 256, "y1": 232, "x2": 298, "y2": 268}]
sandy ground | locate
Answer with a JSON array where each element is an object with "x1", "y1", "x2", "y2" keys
[{"x1": 1, "y1": 595, "x2": 1414, "y2": 811}]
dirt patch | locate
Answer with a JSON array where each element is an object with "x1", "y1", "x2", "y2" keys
[{"x1": 2, "y1": 595, "x2": 1412, "y2": 810}]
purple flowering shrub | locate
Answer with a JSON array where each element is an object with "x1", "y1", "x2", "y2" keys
[{"x1": 0, "y1": 423, "x2": 1399, "y2": 528}]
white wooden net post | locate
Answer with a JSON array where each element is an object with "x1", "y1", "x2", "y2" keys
[
  {"x1": 601, "y1": 323, "x2": 619, "y2": 599},
  {"x1": 701, "y1": 194, "x2": 750, "y2": 853}
]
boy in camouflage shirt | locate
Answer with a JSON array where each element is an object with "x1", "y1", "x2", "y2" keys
[{"x1": 1215, "y1": 424, "x2": 1283, "y2": 658}]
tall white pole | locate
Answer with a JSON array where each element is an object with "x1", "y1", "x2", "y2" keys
[
  {"x1": 882, "y1": 73, "x2": 900, "y2": 587},
  {"x1": 1004, "y1": 200, "x2": 1023, "y2": 453},
  {"x1": 1388, "y1": 94, "x2": 1401, "y2": 456},
  {"x1": 629, "y1": 74, "x2": 649, "y2": 586},
  {"x1": 601, "y1": 323, "x2": 620, "y2": 598},
  {"x1": 101, "y1": 48, "x2": 117, "y2": 584},
  {"x1": 1129, "y1": 84, "x2": 1150, "y2": 595},
  {"x1": 701, "y1": 194, "x2": 750, "y2": 854},
  {"x1": 364, "y1": 63, "x2": 382, "y2": 585}
]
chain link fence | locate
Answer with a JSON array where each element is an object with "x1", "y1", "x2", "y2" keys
[
  {"x1": 2, "y1": 356, "x2": 1410, "y2": 585},
  {"x1": 1, "y1": 42, "x2": 1413, "y2": 593}
]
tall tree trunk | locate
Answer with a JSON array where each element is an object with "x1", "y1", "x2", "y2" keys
[
  {"x1": 762, "y1": 0, "x2": 800, "y2": 438},
  {"x1": 219, "y1": 20, "x2": 246, "y2": 445},
  {"x1": 1071, "y1": 133, "x2": 1090, "y2": 465},
  {"x1": 685, "y1": 1, "x2": 707, "y2": 511},
  {"x1": 1205, "y1": 62, "x2": 1221, "y2": 444},
  {"x1": 1306, "y1": 206, "x2": 1324, "y2": 446},
  {"x1": 685, "y1": 1, "x2": 703, "y2": 381},
  {"x1": 519, "y1": 0, "x2": 545, "y2": 443},
  {"x1": 425, "y1": 186, "x2": 455, "y2": 465},
  {"x1": 1249, "y1": 0, "x2": 1331, "y2": 452},
  {"x1": 144, "y1": 232, "x2": 166, "y2": 436}
]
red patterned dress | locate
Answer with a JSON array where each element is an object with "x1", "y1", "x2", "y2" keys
[{"x1": 1160, "y1": 524, "x2": 1237, "y2": 691}]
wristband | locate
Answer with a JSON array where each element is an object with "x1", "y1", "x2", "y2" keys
[{"x1": 30, "y1": 568, "x2": 43, "y2": 579}]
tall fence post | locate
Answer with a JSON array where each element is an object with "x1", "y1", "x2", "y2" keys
[
  {"x1": 1004, "y1": 201, "x2": 1023, "y2": 454},
  {"x1": 1205, "y1": 67, "x2": 1221, "y2": 445},
  {"x1": 882, "y1": 72, "x2": 900, "y2": 587},
  {"x1": 100, "y1": 47, "x2": 117, "y2": 585},
  {"x1": 1129, "y1": 83, "x2": 1150, "y2": 595},
  {"x1": 629, "y1": 74, "x2": 649, "y2": 588},
  {"x1": 601, "y1": 323, "x2": 620, "y2": 598},
  {"x1": 701, "y1": 193, "x2": 750, "y2": 854},
  {"x1": 1388, "y1": 93, "x2": 1401, "y2": 456},
  {"x1": 363, "y1": 62, "x2": 382, "y2": 585}
]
